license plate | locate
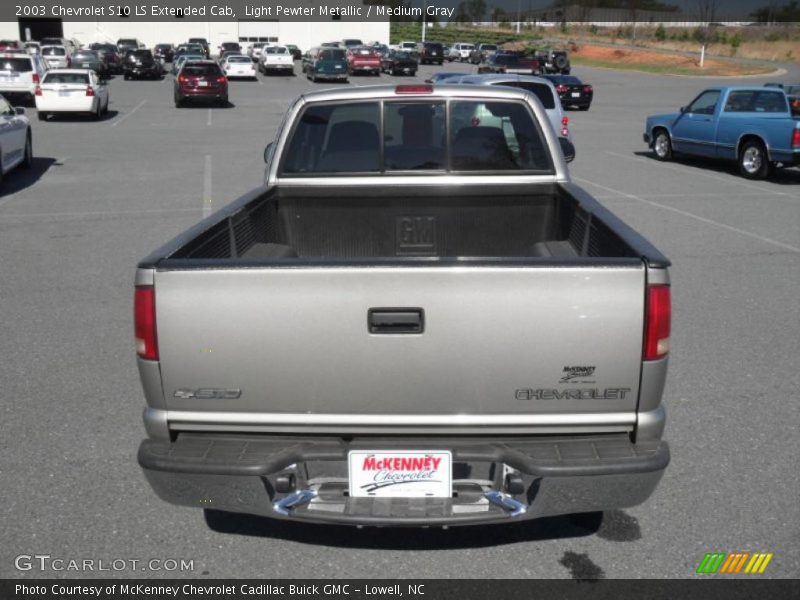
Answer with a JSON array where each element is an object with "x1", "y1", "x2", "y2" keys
[
  {"x1": 58, "y1": 90, "x2": 70, "y2": 96},
  {"x1": 404, "y1": 68, "x2": 411, "y2": 72},
  {"x1": 571, "y1": 92, "x2": 581, "y2": 98},
  {"x1": 348, "y1": 451, "x2": 452, "y2": 498},
  {"x1": 81, "y1": 63, "x2": 91, "y2": 68},
  {"x1": 198, "y1": 81, "x2": 208, "y2": 87},
  {"x1": 335, "y1": 65, "x2": 343, "y2": 69}
]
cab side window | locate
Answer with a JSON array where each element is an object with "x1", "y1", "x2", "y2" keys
[{"x1": 687, "y1": 91, "x2": 721, "y2": 115}]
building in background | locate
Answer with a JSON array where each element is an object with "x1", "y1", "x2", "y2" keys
[{"x1": 1, "y1": 2, "x2": 389, "y2": 52}]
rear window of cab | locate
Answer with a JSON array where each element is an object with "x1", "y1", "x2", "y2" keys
[{"x1": 280, "y1": 99, "x2": 554, "y2": 176}]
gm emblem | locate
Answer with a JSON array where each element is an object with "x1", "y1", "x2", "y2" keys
[{"x1": 396, "y1": 216, "x2": 436, "y2": 255}]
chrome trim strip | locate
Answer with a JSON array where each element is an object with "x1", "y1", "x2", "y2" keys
[
  {"x1": 484, "y1": 491, "x2": 527, "y2": 517},
  {"x1": 166, "y1": 411, "x2": 636, "y2": 428},
  {"x1": 273, "y1": 490, "x2": 316, "y2": 516}
]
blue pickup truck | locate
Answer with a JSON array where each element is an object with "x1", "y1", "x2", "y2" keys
[{"x1": 644, "y1": 86, "x2": 800, "y2": 179}]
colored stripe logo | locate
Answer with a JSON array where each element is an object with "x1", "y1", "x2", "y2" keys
[{"x1": 697, "y1": 552, "x2": 773, "y2": 574}]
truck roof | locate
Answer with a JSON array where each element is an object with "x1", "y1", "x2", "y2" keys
[{"x1": 296, "y1": 83, "x2": 544, "y2": 105}]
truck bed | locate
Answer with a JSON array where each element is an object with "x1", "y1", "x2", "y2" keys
[{"x1": 153, "y1": 183, "x2": 658, "y2": 265}]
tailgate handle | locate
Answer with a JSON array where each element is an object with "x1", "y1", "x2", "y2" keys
[{"x1": 368, "y1": 308, "x2": 424, "y2": 334}]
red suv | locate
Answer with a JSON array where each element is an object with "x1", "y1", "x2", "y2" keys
[
  {"x1": 174, "y1": 61, "x2": 228, "y2": 107},
  {"x1": 346, "y1": 46, "x2": 381, "y2": 76}
]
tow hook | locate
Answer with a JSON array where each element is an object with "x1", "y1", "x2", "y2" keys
[
  {"x1": 272, "y1": 489, "x2": 316, "y2": 516},
  {"x1": 484, "y1": 491, "x2": 527, "y2": 517}
]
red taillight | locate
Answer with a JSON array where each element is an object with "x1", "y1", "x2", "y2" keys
[
  {"x1": 35, "y1": 85, "x2": 42, "y2": 96},
  {"x1": 217, "y1": 76, "x2": 226, "y2": 84},
  {"x1": 134, "y1": 286, "x2": 158, "y2": 361},
  {"x1": 555, "y1": 84, "x2": 568, "y2": 93},
  {"x1": 395, "y1": 84, "x2": 433, "y2": 94},
  {"x1": 583, "y1": 85, "x2": 593, "y2": 93},
  {"x1": 561, "y1": 116, "x2": 569, "y2": 126},
  {"x1": 644, "y1": 285, "x2": 671, "y2": 361},
  {"x1": 32, "y1": 73, "x2": 39, "y2": 84},
  {"x1": 178, "y1": 75, "x2": 188, "y2": 84},
  {"x1": 85, "y1": 86, "x2": 95, "y2": 97},
  {"x1": 792, "y1": 128, "x2": 800, "y2": 148}
]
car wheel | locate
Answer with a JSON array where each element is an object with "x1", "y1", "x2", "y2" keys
[
  {"x1": 579, "y1": 106, "x2": 589, "y2": 111},
  {"x1": 37, "y1": 111, "x2": 47, "y2": 121},
  {"x1": 219, "y1": 97, "x2": 228, "y2": 107},
  {"x1": 123, "y1": 73, "x2": 129, "y2": 80},
  {"x1": 22, "y1": 132, "x2": 32, "y2": 169},
  {"x1": 93, "y1": 102, "x2": 102, "y2": 120},
  {"x1": 653, "y1": 129, "x2": 672, "y2": 161},
  {"x1": 738, "y1": 139, "x2": 771, "y2": 180}
]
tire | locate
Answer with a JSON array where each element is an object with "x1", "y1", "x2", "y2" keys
[
  {"x1": 652, "y1": 129, "x2": 673, "y2": 161},
  {"x1": 554, "y1": 55, "x2": 568, "y2": 70},
  {"x1": 123, "y1": 73, "x2": 130, "y2": 81},
  {"x1": 578, "y1": 105, "x2": 589, "y2": 111},
  {"x1": 37, "y1": 111, "x2": 47, "y2": 121},
  {"x1": 22, "y1": 132, "x2": 32, "y2": 169},
  {"x1": 738, "y1": 139, "x2": 771, "y2": 180},
  {"x1": 219, "y1": 97, "x2": 228, "y2": 107},
  {"x1": 93, "y1": 102, "x2": 102, "y2": 120}
]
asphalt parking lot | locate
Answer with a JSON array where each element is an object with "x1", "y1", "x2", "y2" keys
[{"x1": 1, "y1": 58, "x2": 798, "y2": 579}]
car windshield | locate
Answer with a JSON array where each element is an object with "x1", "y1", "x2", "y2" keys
[
  {"x1": 352, "y1": 48, "x2": 374, "y2": 55},
  {"x1": 222, "y1": 43, "x2": 239, "y2": 49},
  {"x1": 73, "y1": 52, "x2": 98, "y2": 60},
  {"x1": 227, "y1": 56, "x2": 251, "y2": 63},
  {"x1": 394, "y1": 52, "x2": 412, "y2": 59},
  {"x1": 0, "y1": 58, "x2": 32, "y2": 72},
  {"x1": 182, "y1": 64, "x2": 222, "y2": 76},
  {"x1": 118, "y1": 40, "x2": 137, "y2": 46},
  {"x1": 319, "y1": 49, "x2": 346, "y2": 60},
  {"x1": 43, "y1": 47, "x2": 66, "y2": 56},
  {"x1": 44, "y1": 72, "x2": 89, "y2": 84},
  {"x1": 482, "y1": 45, "x2": 498, "y2": 50},
  {"x1": 266, "y1": 47, "x2": 289, "y2": 54},
  {"x1": 493, "y1": 55, "x2": 518, "y2": 65}
]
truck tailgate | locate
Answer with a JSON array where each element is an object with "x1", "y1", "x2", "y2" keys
[{"x1": 155, "y1": 264, "x2": 645, "y2": 431}]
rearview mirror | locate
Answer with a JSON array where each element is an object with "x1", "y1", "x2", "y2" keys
[
  {"x1": 14, "y1": 106, "x2": 25, "y2": 115},
  {"x1": 679, "y1": 106, "x2": 686, "y2": 113},
  {"x1": 559, "y1": 137, "x2": 575, "y2": 163},
  {"x1": 263, "y1": 142, "x2": 273, "y2": 164}
]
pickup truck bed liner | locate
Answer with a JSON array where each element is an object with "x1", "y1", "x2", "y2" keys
[{"x1": 169, "y1": 188, "x2": 634, "y2": 262}]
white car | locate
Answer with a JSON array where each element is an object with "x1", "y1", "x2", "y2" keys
[
  {"x1": 35, "y1": 69, "x2": 109, "y2": 120},
  {"x1": 448, "y1": 43, "x2": 475, "y2": 62},
  {"x1": 447, "y1": 74, "x2": 573, "y2": 141},
  {"x1": 222, "y1": 55, "x2": 257, "y2": 79},
  {"x1": 41, "y1": 45, "x2": 70, "y2": 69},
  {"x1": 0, "y1": 94, "x2": 32, "y2": 187},
  {"x1": 247, "y1": 43, "x2": 265, "y2": 62},
  {"x1": 259, "y1": 46, "x2": 294, "y2": 75},
  {"x1": 0, "y1": 52, "x2": 48, "y2": 101}
]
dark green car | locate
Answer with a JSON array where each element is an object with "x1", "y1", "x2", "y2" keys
[
  {"x1": 303, "y1": 47, "x2": 348, "y2": 83},
  {"x1": 71, "y1": 51, "x2": 108, "y2": 80}
]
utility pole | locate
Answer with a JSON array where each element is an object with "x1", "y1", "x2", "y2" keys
[{"x1": 516, "y1": 0, "x2": 522, "y2": 34}]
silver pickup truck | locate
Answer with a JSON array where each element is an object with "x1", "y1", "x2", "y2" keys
[{"x1": 136, "y1": 84, "x2": 671, "y2": 527}]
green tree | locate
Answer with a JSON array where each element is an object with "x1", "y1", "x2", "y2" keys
[{"x1": 655, "y1": 24, "x2": 666, "y2": 40}]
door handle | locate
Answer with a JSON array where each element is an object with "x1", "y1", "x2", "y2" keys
[{"x1": 368, "y1": 308, "x2": 424, "y2": 334}]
